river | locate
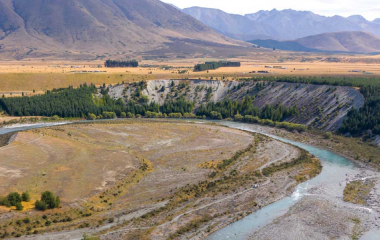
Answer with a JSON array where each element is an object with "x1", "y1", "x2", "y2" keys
[{"x1": 0, "y1": 119, "x2": 379, "y2": 239}]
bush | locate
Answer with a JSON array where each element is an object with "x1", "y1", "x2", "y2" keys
[
  {"x1": 15, "y1": 202, "x2": 23, "y2": 211},
  {"x1": 35, "y1": 200, "x2": 47, "y2": 211},
  {"x1": 81, "y1": 233, "x2": 100, "y2": 240},
  {"x1": 324, "y1": 132, "x2": 333, "y2": 139},
  {"x1": 210, "y1": 111, "x2": 222, "y2": 120},
  {"x1": 40, "y1": 191, "x2": 59, "y2": 209},
  {"x1": 86, "y1": 113, "x2": 96, "y2": 120},
  {"x1": 22, "y1": 192, "x2": 31, "y2": 202},
  {"x1": 0, "y1": 197, "x2": 11, "y2": 207},
  {"x1": 102, "y1": 112, "x2": 117, "y2": 119},
  {"x1": 120, "y1": 112, "x2": 127, "y2": 118},
  {"x1": 7, "y1": 192, "x2": 21, "y2": 206}
]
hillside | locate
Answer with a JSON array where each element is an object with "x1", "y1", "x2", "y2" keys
[
  {"x1": 183, "y1": 7, "x2": 380, "y2": 41},
  {"x1": 297, "y1": 32, "x2": 380, "y2": 53},
  {"x1": 107, "y1": 80, "x2": 364, "y2": 131},
  {"x1": 250, "y1": 31, "x2": 380, "y2": 53},
  {"x1": 0, "y1": 0, "x2": 244, "y2": 60}
]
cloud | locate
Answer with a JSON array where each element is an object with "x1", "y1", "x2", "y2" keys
[{"x1": 161, "y1": 0, "x2": 380, "y2": 20}]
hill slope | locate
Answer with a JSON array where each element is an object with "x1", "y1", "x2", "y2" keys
[
  {"x1": 250, "y1": 31, "x2": 380, "y2": 53},
  {"x1": 297, "y1": 32, "x2": 380, "y2": 53},
  {"x1": 0, "y1": 0, "x2": 242, "y2": 59}
]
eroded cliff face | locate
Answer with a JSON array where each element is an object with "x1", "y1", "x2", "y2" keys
[{"x1": 107, "y1": 79, "x2": 364, "y2": 131}]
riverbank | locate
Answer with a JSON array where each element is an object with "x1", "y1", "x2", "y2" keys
[{"x1": 214, "y1": 122, "x2": 380, "y2": 240}]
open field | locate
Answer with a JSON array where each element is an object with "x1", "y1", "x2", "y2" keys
[
  {"x1": 0, "y1": 59, "x2": 380, "y2": 93},
  {"x1": 0, "y1": 120, "x2": 322, "y2": 239}
]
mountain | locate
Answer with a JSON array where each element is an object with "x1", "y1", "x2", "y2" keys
[
  {"x1": 246, "y1": 10, "x2": 380, "y2": 40},
  {"x1": 0, "y1": 0, "x2": 243, "y2": 59},
  {"x1": 373, "y1": 19, "x2": 380, "y2": 24},
  {"x1": 182, "y1": 7, "x2": 276, "y2": 41},
  {"x1": 250, "y1": 31, "x2": 380, "y2": 53},
  {"x1": 183, "y1": 7, "x2": 380, "y2": 41}
]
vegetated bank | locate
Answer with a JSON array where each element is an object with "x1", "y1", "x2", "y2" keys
[
  {"x1": 0, "y1": 78, "x2": 364, "y2": 134},
  {"x1": 236, "y1": 76, "x2": 380, "y2": 137}
]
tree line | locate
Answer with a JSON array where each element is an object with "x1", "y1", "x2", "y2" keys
[
  {"x1": 0, "y1": 84, "x2": 126, "y2": 118},
  {"x1": 195, "y1": 95, "x2": 298, "y2": 122},
  {"x1": 104, "y1": 60, "x2": 138, "y2": 68},
  {"x1": 194, "y1": 61, "x2": 241, "y2": 72}
]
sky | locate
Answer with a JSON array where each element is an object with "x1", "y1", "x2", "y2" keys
[{"x1": 161, "y1": 0, "x2": 380, "y2": 21}]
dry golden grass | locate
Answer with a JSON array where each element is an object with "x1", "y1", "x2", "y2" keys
[
  {"x1": 0, "y1": 121, "x2": 253, "y2": 205},
  {"x1": 0, "y1": 59, "x2": 380, "y2": 92}
]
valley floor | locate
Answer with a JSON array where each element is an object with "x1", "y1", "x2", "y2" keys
[{"x1": 0, "y1": 120, "x2": 320, "y2": 240}]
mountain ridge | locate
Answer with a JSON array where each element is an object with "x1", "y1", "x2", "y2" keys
[
  {"x1": 250, "y1": 31, "x2": 380, "y2": 53},
  {"x1": 0, "y1": 0, "x2": 245, "y2": 59},
  {"x1": 183, "y1": 7, "x2": 380, "y2": 41}
]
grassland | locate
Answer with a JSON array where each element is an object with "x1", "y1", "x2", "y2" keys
[
  {"x1": 1, "y1": 59, "x2": 380, "y2": 94},
  {"x1": 344, "y1": 180, "x2": 375, "y2": 205},
  {"x1": 0, "y1": 120, "x2": 322, "y2": 239}
]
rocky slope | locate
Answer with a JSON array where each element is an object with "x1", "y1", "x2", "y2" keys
[
  {"x1": 107, "y1": 80, "x2": 364, "y2": 131},
  {"x1": 0, "y1": 0, "x2": 243, "y2": 59}
]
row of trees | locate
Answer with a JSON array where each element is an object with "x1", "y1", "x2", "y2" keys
[
  {"x1": 104, "y1": 60, "x2": 138, "y2": 68},
  {"x1": 196, "y1": 95, "x2": 299, "y2": 122},
  {"x1": 0, "y1": 191, "x2": 60, "y2": 211},
  {"x1": 194, "y1": 61, "x2": 241, "y2": 72},
  {"x1": 0, "y1": 84, "x2": 126, "y2": 118}
]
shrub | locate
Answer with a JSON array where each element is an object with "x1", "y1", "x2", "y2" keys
[
  {"x1": 15, "y1": 202, "x2": 23, "y2": 211},
  {"x1": 324, "y1": 132, "x2": 333, "y2": 139},
  {"x1": 0, "y1": 197, "x2": 11, "y2": 207},
  {"x1": 86, "y1": 113, "x2": 96, "y2": 120},
  {"x1": 126, "y1": 112, "x2": 135, "y2": 118},
  {"x1": 102, "y1": 112, "x2": 117, "y2": 119},
  {"x1": 40, "y1": 191, "x2": 59, "y2": 209},
  {"x1": 7, "y1": 192, "x2": 21, "y2": 206},
  {"x1": 120, "y1": 112, "x2": 127, "y2": 118},
  {"x1": 35, "y1": 201, "x2": 47, "y2": 211},
  {"x1": 22, "y1": 192, "x2": 31, "y2": 202}
]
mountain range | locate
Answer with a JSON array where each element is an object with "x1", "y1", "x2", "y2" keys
[
  {"x1": 250, "y1": 31, "x2": 380, "y2": 53},
  {"x1": 183, "y1": 7, "x2": 380, "y2": 41},
  {"x1": 0, "y1": 0, "x2": 244, "y2": 59}
]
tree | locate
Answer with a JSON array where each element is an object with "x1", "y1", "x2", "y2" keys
[
  {"x1": 40, "y1": 191, "x2": 60, "y2": 209},
  {"x1": 7, "y1": 192, "x2": 21, "y2": 206},
  {"x1": 22, "y1": 192, "x2": 31, "y2": 202}
]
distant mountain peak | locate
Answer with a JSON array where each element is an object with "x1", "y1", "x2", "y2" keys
[{"x1": 185, "y1": 7, "x2": 380, "y2": 41}]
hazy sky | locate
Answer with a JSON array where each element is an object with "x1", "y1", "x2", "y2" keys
[{"x1": 161, "y1": 0, "x2": 380, "y2": 21}]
